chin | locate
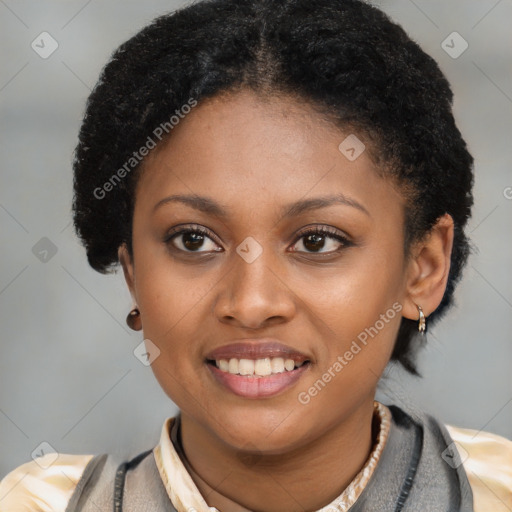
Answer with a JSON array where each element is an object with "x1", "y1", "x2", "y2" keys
[{"x1": 205, "y1": 404, "x2": 311, "y2": 455}]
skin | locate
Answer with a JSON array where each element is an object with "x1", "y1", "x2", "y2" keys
[{"x1": 118, "y1": 88, "x2": 454, "y2": 511}]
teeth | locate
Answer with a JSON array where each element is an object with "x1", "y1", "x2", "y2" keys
[
  {"x1": 284, "y1": 359, "x2": 295, "y2": 371},
  {"x1": 254, "y1": 358, "x2": 272, "y2": 376},
  {"x1": 228, "y1": 358, "x2": 239, "y2": 374},
  {"x1": 213, "y1": 357, "x2": 306, "y2": 377},
  {"x1": 270, "y1": 357, "x2": 285, "y2": 373},
  {"x1": 239, "y1": 359, "x2": 255, "y2": 375}
]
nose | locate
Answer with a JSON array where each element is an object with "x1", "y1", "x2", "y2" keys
[{"x1": 213, "y1": 242, "x2": 296, "y2": 330}]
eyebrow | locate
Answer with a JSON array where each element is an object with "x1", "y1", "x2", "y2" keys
[{"x1": 152, "y1": 193, "x2": 370, "y2": 218}]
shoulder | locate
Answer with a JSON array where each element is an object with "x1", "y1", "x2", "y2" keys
[
  {"x1": 0, "y1": 452, "x2": 95, "y2": 512},
  {"x1": 445, "y1": 424, "x2": 512, "y2": 512}
]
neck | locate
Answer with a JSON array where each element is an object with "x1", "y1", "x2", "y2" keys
[{"x1": 178, "y1": 399, "x2": 378, "y2": 512}]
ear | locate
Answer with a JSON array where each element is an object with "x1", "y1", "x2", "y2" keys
[
  {"x1": 118, "y1": 243, "x2": 137, "y2": 303},
  {"x1": 402, "y1": 213, "x2": 454, "y2": 322}
]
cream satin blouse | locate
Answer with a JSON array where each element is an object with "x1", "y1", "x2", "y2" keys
[{"x1": 1, "y1": 402, "x2": 511, "y2": 512}]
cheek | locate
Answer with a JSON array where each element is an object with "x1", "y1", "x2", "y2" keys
[
  {"x1": 302, "y1": 242, "x2": 405, "y2": 377},
  {"x1": 133, "y1": 246, "x2": 212, "y2": 338},
  {"x1": 131, "y1": 256, "x2": 214, "y2": 398},
  {"x1": 299, "y1": 304, "x2": 402, "y2": 415},
  {"x1": 136, "y1": 267, "x2": 207, "y2": 407},
  {"x1": 307, "y1": 244, "x2": 405, "y2": 332}
]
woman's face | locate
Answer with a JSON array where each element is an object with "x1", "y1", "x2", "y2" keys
[{"x1": 122, "y1": 89, "x2": 412, "y2": 453}]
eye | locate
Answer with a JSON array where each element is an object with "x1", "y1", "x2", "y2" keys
[
  {"x1": 291, "y1": 226, "x2": 352, "y2": 254},
  {"x1": 164, "y1": 225, "x2": 222, "y2": 253}
]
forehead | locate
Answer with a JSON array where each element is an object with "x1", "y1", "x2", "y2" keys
[{"x1": 134, "y1": 89, "x2": 404, "y2": 222}]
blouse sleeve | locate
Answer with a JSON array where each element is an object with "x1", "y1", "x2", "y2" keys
[
  {"x1": 0, "y1": 452, "x2": 94, "y2": 512},
  {"x1": 446, "y1": 424, "x2": 512, "y2": 512}
]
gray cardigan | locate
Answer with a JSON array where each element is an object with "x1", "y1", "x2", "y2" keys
[{"x1": 65, "y1": 405, "x2": 474, "y2": 512}]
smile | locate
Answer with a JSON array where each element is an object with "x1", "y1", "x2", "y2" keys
[
  {"x1": 204, "y1": 339, "x2": 312, "y2": 398},
  {"x1": 206, "y1": 358, "x2": 311, "y2": 399},
  {"x1": 208, "y1": 357, "x2": 308, "y2": 377}
]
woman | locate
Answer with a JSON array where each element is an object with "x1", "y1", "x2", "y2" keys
[{"x1": 1, "y1": 0, "x2": 511, "y2": 510}]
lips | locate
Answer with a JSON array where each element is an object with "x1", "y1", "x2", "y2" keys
[
  {"x1": 205, "y1": 339, "x2": 311, "y2": 363},
  {"x1": 205, "y1": 339, "x2": 312, "y2": 398}
]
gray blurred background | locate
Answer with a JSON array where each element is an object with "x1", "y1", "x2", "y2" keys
[{"x1": 1, "y1": 0, "x2": 511, "y2": 480}]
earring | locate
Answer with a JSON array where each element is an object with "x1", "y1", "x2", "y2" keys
[
  {"x1": 126, "y1": 307, "x2": 141, "y2": 331},
  {"x1": 416, "y1": 304, "x2": 426, "y2": 334}
]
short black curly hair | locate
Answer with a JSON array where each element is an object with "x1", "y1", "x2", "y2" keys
[{"x1": 72, "y1": 0, "x2": 474, "y2": 375}]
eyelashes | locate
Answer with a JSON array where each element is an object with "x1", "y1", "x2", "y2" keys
[
  {"x1": 164, "y1": 225, "x2": 222, "y2": 254},
  {"x1": 293, "y1": 225, "x2": 353, "y2": 253},
  {"x1": 164, "y1": 224, "x2": 353, "y2": 255}
]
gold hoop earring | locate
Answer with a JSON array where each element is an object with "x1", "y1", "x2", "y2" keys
[
  {"x1": 416, "y1": 304, "x2": 426, "y2": 334},
  {"x1": 126, "y1": 307, "x2": 141, "y2": 331}
]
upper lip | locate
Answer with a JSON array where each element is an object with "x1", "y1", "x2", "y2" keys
[{"x1": 205, "y1": 339, "x2": 311, "y2": 363}]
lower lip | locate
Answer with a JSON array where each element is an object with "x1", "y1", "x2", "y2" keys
[{"x1": 207, "y1": 362, "x2": 310, "y2": 399}]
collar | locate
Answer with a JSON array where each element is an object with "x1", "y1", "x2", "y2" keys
[{"x1": 153, "y1": 401, "x2": 391, "y2": 512}]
